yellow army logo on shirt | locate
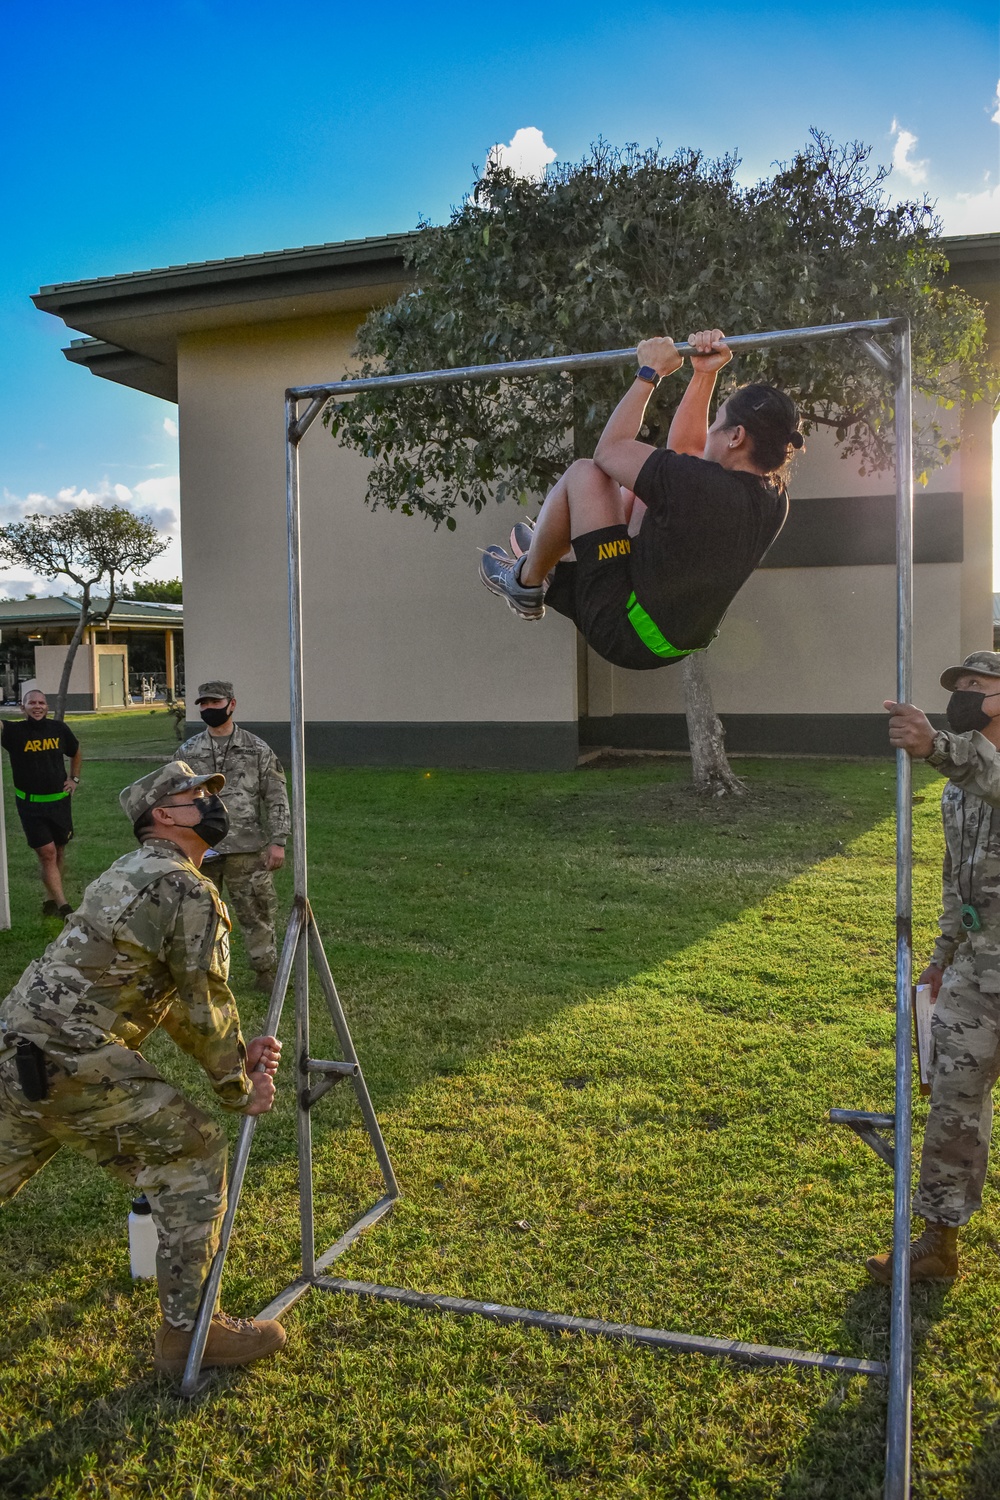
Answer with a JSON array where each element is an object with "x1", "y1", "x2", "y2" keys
[
  {"x1": 21, "y1": 737, "x2": 62, "y2": 752},
  {"x1": 596, "y1": 538, "x2": 631, "y2": 562}
]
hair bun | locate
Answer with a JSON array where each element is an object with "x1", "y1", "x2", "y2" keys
[{"x1": 788, "y1": 432, "x2": 804, "y2": 450}]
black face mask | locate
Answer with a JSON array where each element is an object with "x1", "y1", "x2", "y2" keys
[
  {"x1": 946, "y1": 690, "x2": 995, "y2": 734},
  {"x1": 200, "y1": 705, "x2": 233, "y2": 728},
  {"x1": 191, "y1": 794, "x2": 230, "y2": 848}
]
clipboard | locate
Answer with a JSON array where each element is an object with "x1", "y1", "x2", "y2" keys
[{"x1": 911, "y1": 984, "x2": 934, "y2": 1096}]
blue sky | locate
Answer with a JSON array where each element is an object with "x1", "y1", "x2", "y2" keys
[{"x1": 1, "y1": 0, "x2": 997, "y2": 591}]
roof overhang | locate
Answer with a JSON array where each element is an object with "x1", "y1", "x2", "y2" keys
[
  {"x1": 34, "y1": 233, "x2": 416, "y2": 401},
  {"x1": 32, "y1": 230, "x2": 999, "y2": 404}
]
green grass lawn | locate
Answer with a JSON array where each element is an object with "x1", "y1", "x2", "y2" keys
[
  {"x1": 1, "y1": 749, "x2": 997, "y2": 1499},
  {"x1": 0, "y1": 703, "x2": 181, "y2": 762}
]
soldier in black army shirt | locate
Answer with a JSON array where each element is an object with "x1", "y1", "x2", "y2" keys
[{"x1": 1, "y1": 689, "x2": 82, "y2": 917}]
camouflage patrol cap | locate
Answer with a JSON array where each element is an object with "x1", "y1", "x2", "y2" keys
[
  {"x1": 195, "y1": 680, "x2": 235, "y2": 703},
  {"x1": 940, "y1": 652, "x2": 1000, "y2": 690},
  {"x1": 119, "y1": 759, "x2": 226, "y2": 822}
]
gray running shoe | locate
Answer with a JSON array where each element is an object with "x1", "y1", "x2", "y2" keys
[
  {"x1": 479, "y1": 545, "x2": 545, "y2": 620},
  {"x1": 509, "y1": 519, "x2": 536, "y2": 558}
]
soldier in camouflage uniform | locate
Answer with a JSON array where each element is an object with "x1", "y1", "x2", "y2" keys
[
  {"x1": 868, "y1": 651, "x2": 1000, "y2": 1285},
  {"x1": 0, "y1": 760, "x2": 286, "y2": 1375},
  {"x1": 179, "y1": 680, "x2": 290, "y2": 994}
]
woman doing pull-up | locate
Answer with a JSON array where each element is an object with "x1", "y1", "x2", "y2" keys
[{"x1": 479, "y1": 330, "x2": 803, "y2": 670}]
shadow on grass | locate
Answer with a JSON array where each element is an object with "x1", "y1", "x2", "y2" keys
[
  {"x1": 780, "y1": 1281, "x2": 954, "y2": 1500},
  {"x1": 294, "y1": 762, "x2": 900, "y2": 1113},
  {"x1": 964, "y1": 1420, "x2": 1000, "y2": 1499},
  {"x1": 0, "y1": 1286, "x2": 951, "y2": 1500},
  {"x1": 0, "y1": 1369, "x2": 241, "y2": 1500}
]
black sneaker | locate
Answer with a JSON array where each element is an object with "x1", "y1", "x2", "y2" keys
[
  {"x1": 58, "y1": 904, "x2": 74, "y2": 919},
  {"x1": 479, "y1": 546, "x2": 545, "y2": 620},
  {"x1": 41, "y1": 899, "x2": 58, "y2": 918},
  {"x1": 509, "y1": 519, "x2": 536, "y2": 559}
]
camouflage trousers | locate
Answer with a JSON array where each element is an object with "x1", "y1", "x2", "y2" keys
[
  {"x1": 203, "y1": 852, "x2": 277, "y2": 975},
  {"x1": 913, "y1": 967, "x2": 1000, "y2": 1227},
  {"x1": 0, "y1": 1041, "x2": 228, "y2": 1329}
]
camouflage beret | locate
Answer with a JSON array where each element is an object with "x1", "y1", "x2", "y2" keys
[
  {"x1": 940, "y1": 652, "x2": 1000, "y2": 691},
  {"x1": 195, "y1": 680, "x2": 235, "y2": 703},
  {"x1": 120, "y1": 759, "x2": 226, "y2": 823}
]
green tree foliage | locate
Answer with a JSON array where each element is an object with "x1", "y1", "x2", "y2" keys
[
  {"x1": 0, "y1": 506, "x2": 168, "y2": 718},
  {"x1": 327, "y1": 133, "x2": 991, "y2": 528},
  {"x1": 120, "y1": 577, "x2": 182, "y2": 604}
]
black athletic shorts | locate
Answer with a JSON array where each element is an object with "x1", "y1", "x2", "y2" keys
[
  {"x1": 544, "y1": 524, "x2": 681, "y2": 671},
  {"x1": 16, "y1": 795, "x2": 74, "y2": 849}
]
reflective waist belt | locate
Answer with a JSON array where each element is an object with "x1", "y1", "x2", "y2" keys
[
  {"x1": 14, "y1": 788, "x2": 69, "y2": 803},
  {"x1": 625, "y1": 592, "x2": 710, "y2": 661}
]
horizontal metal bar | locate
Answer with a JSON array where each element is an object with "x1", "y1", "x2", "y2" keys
[
  {"x1": 315, "y1": 1278, "x2": 887, "y2": 1377},
  {"x1": 830, "y1": 1109, "x2": 896, "y2": 1130},
  {"x1": 306, "y1": 1058, "x2": 360, "y2": 1077},
  {"x1": 287, "y1": 318, "x2": 902, "y2": 402}
]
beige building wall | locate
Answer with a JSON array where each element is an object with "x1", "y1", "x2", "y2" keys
[
  {"x1": 34, "y1": 644, "x2": 92, "y2": 702},
  {"x1": 586, "y1": 563, "x2": 962, "y2": 718},
  {"x1": 177, "y1": 314, "x2": 578, "y2": 766}
]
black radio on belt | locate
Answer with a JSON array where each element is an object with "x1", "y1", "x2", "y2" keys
[{"x1": 14, "y1": 1039, "x2": 49, "y2": 1101}]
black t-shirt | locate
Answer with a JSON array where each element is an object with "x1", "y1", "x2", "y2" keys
[
  {"x1": 631, "y1": 448, "x2": 788, "y2": 651},
  {"x1": 1, "y1": 716, "x2": 80, "y2": 794}
]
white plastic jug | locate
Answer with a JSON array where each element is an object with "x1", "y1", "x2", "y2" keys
[{"x1": 128, "y1": 1194, "x2": 159, "y2": 1279}]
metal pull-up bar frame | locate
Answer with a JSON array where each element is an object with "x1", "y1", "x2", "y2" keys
[{"x1": 183, "y1": 315, "x2": 915, "y2": 1500}]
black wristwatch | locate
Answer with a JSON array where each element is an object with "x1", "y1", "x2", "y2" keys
[{"x1": 636, "y1": 366, "x2": 660, "y2": 386}]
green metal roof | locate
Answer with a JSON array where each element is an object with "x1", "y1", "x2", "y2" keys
[
  {"x1": 35, "y1": 231, "x2": 414, "y2": 298},
  {"x1": 32, "y1": 231, "x2": 415, "y2": 402},
  {"x1": 0, "y1": 595, "x2": 182, "y2": 626}
]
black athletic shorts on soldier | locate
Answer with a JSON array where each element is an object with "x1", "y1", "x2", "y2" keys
[
  {"x1": 0, "y1": 716, "x2": 79, "y2": 847},
  {"x1": 545, "y1": 449, "x2": 788, "y2": 671}
]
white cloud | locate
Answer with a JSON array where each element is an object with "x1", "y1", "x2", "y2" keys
[
  {"x1": 163, "y1": 416, "x2": 178, "y2": 438},
  {"x1": 890, "y1": 119, "x2": 928, "y2": 186},
  {"x1": 936, "y1": 180, "x2": 1000, "y2": 236},
  {"x1": 486, "y1": 126, "x2": 556, "y2": 181},
  {"x1": 886, "y1": 95, "x2": 1000, "y2": 233},
  {"x1": 0, "y1": 475, "x2": 181, "y2": 596}
]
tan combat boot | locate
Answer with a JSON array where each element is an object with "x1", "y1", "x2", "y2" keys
[
  {"x1": 865, "y1": 1219, "x2": 959, "y2": 1285},
  {"x1": 154, "y1": 1311, "x2": 287, "y2": 1375}
]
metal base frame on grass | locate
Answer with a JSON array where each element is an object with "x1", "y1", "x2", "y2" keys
[{"x1": 181, "y1": 319, "x2": 916, "y2": 1500}]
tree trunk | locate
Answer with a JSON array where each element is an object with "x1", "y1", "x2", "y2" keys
[
  {"x1": 682, "y1": 654, "x2": 744, "y2": 797},
  {"x1": 54, "y1": 587, "x2": 90, "y2": 722}
]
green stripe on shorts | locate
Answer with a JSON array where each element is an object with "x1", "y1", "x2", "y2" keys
[{"x1": 625, "y1": 593, "x2": 705, "y2": 660}]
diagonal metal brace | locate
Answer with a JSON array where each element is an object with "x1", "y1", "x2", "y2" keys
[
  {"x1": 855, "y1": 335, "x2": 899, "y2": 380},
  {"x1": 829, "y1": 1107, "x2": 896, "y2": 1169},
  {"x1": 289, "y1": 394, "x2": 329, "y2": 444},
  {"x1": 180, "y1": 900, "x2": 305, "y2": 1397}
]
